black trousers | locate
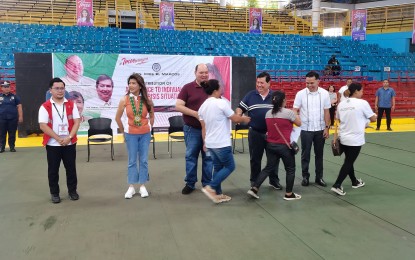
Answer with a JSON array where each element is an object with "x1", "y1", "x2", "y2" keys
[
  {"x1": 46, "y1": 144, "x2": 78, "y2": 195},
  {"x1": 254, "y1": 143, "x2": 296, "y2": 193},
  {"x1": 0, "y1": 118, "x2": 18, "y2": 149},
  {"x1": 248, "y1": 128, "x2": 279, "y2": 185},
  {"x1": 333, "y1": 145, "x2": 361, "y2": 188},
  {"x1": 300, "y1": 130, "x2": 325, "y2": 180},
  {"x1": 377, "y1": 107, "x2": 392, "y2": 129},
  {"x1": 329, "y1": 105, "x2": 336, "y2": 126}
]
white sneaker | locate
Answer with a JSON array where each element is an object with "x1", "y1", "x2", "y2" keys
[
  {"x1": 139, "y1": 186, "x2": 149, "y2": 198},
  {"x1": 331, "y1": 186, "x2": 346, "y2": 196},
  {"x1": 124, "y1": 187, "x2": 136, "y2": 199},
  {"x1": 352, "y1": 179, "x2": 365, "y2": 189}
]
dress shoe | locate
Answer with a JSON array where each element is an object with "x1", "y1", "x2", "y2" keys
[
  {"x1": 315, "y1": 179, "x2": 327, "y2": 187},
  {"x1": 387, "y1": 128, "x2": 393, "y2": 131},
  {"x1": 51, "y1": 194, "x2": 61, "y2": 204},
  {"x1": 10, "y1": 147, "x2": 16, "y2": 152},
  {"x1": 68, "y1": 192, "x2": 79, "y2": 200},
  {"x1": 301, "y1": 178, "x2": 309, "y2": 186},
  {"x1": 269, "y1": 181, "x2": 283, "y2": 190}
]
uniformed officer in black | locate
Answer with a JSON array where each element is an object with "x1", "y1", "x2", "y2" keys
[{"x1": 0, "y1": 80, "x2": 23, "y2": 152}]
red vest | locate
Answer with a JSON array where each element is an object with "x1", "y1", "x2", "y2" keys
[{"x1": 42, "y1": 100, "x2": 77, "y2": 146}]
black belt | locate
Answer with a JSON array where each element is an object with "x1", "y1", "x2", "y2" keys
[{"x1": 249, "y1": 127, "x2": 267, "y2": 134}]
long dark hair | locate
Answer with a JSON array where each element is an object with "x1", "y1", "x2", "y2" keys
[
  {"x1": 271, "y1": 90, "x2": 285, "y2": 114},
  {"x1": 127, "y1": 73, "x2": 152, "y2": 112}
]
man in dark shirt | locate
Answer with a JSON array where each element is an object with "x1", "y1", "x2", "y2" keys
[
  {"x1": 236, "y1": 72, "x2": 281, "y2": 189},
  {"x1": 176, "y1": 64, "x2": 213, "y2": 194},
  {"x1": 0, "y1": 81, "x2": 23, "y2": 153}
]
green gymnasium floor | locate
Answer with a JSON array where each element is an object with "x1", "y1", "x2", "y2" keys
[{"x1": 0, "y1": 118, "x2": 414, "y2": 259}]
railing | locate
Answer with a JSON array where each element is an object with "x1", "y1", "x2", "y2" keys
[
  {"x1": 0, "y1": 0, "x2": 314, "y2": 35},
  {"x1": 343, "y1": 3, "x2": 414, "y2": 35}
]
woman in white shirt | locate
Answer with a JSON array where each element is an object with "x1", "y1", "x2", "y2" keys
[
  {"x1": 198, "y1": 79, "x2": 250, "y2": 203},
  {"x1": 328, "y1": 85, "x2": 337, "y2": 127},
  {"x1": 331, "y1": 83, "x2": 377, "y2": 196}
]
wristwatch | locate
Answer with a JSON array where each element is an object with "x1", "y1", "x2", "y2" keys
[{"x1": 325, "y1": 125, "x2": 330, "y2": 129}]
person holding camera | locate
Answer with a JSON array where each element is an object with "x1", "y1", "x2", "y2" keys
[{"x1": 247, "y1": 90, "x2": 302, "y2": 201}]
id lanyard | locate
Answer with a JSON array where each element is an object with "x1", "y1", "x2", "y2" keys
[{"x1": 53, "y1": 103, "x2": 65, "y2": 123}]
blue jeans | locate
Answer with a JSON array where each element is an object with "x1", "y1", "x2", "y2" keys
[
  {"x1": 124, "y1": 132, "x2": 151, "y2": 184},
  {"x1": 183, "y1": 125, "x2": 213, "y2": 189},
  {"x1": 208, "y1": 146, "x2": 235, "y2": 195}
]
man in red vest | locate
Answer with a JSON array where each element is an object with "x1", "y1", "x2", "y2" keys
[{"x1": 39, "y1": 78, "x2": 81, "y2": 204}]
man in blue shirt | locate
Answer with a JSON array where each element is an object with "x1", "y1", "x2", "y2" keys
[
  {"x1": 375, "y1": 79, "x2": 396, "y2": 131},
  {"x1": 236, "y1": 72, "x2": 281, "y2": 189}
]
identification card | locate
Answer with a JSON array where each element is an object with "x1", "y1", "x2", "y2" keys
[{"x1": 58, "y1": 123, "x2": 69, "y2": 136}]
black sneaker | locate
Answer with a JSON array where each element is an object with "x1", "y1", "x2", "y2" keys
[
  {"x1": 51, "y1": 194, "x2": 61, "y2": 204},
  {"x1": 10, "y1": 147, "x2": 16, "y2": 152},
  {"x1": 301, "y1": 178, "x2": 309, "y2": 186},
  {"x1": 247, "y1": 188, "x2": 259, "y2": 199},
  {"x1": 68, "y1": 192, "x2": 79, "y2": 200},
  {"x1": 269, "y1": 181, "x2": 283, "y2": 190},
  {"x1": 181, "y1": 185, "x2": 194, "y2": 195},
  {"x1": 0, "y1": 148, "x2": 5, "y2": 153},
  {"x1": 283, "y1": 193, "x2": 301, "y2": 201},
  {"x1": 375, "y1": 128, "x2": 380, "y2": 131},
  {"x1": 387, "y1": 128, "x2": 393, "y2": 131}
]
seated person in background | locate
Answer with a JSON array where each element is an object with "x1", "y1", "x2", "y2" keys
[
  {"x1": 323, "y1": 65, "x2": 332, "y2": 76},
  {"x1": 328, "y1": 55, "x2": 341, "y2": 76}
]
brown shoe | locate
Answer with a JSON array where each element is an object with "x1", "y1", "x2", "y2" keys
[
  {"x1": 201, "y1": 185, "x2": 219, "y2": 203},
  {"x1": 217, "y1": 194, "x2": 232, "y2": 203}
]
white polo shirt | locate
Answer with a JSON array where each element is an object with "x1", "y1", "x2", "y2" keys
[
  {"x1": 293, "y1": 87, "x2": 331, "y2": 131},
  {"x1": 39, "y1": 98, "x2": 80, "y2": 146},
  {"x1": 338, "y1": 85, "x2": 348, "y2": 103},
  {"x1": 198, "y1": 97, "x2": 234, "y2": 149},
  {"x1": 337, "y1": 98, "x2": 375, "y2": 146}
]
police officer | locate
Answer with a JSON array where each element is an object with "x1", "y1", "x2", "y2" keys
[{"x1": 0, "y1": 80, "x2": 23, "y2": 153}]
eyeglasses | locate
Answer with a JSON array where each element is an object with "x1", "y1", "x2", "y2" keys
[
  {"x1": 1, "y1": 85, "x2": 10, "y2": 88},
  {"x1": 52, "y1": 87, "x2": 65, "y2": 91}
]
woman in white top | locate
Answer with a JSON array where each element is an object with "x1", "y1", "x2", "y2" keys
[
  {"x1": 331, "y1": 83, "x2": 377, "y2": 196},
  {"x1": 198, "y1": 79, "x2": 250, "y2": 204},
  {"x1": 328, "y1": 85, "x2": 337, "y2": 127}
]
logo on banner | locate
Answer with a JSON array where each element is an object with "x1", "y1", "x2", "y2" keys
[
  {"x1": 152, "y1": 63, "x2": 161, "y2": 72},
  {"x1": 119, "y1": 57, "x2": 149, "y2": 66}
]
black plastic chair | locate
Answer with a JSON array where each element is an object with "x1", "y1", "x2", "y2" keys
[
  {"x1": 168, "y1": 115, "x2": 185, "y2": 158},
  {"x1": 87, "y1": 118, "x2": 114, "y2": 162},
  {"x1": 232, "y1": 123, "x2": 249, "y2": 154}
]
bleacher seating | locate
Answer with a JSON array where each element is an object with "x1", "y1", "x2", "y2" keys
[
  {"x1": 0, "y1": 22, "x2": 414, "y2": 116},
  {"x1": 1, "y1": 22, "x2": 415, "y2": 77}
]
